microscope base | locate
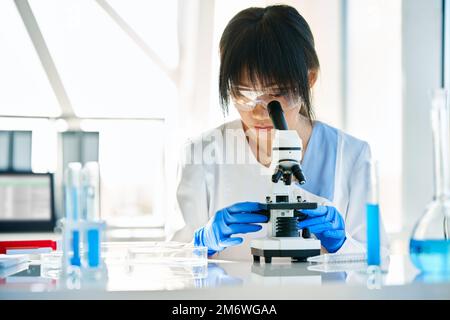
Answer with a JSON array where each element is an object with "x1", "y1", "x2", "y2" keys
[{"x1": 250, "y1": 238, "x2": 321, "y2": 263}]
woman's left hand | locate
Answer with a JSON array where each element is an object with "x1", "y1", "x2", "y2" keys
[{"x1": 297, "y1": 205, "x2": 346, "y2": 253}]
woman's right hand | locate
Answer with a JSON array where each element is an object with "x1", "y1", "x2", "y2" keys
[{"x1": 194, "y1": 202, "x2": 268, "y2": 256}]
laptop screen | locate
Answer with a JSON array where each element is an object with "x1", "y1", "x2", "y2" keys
[{"x1": 0, "y1": 174, "x2": 52, "y2": 221}]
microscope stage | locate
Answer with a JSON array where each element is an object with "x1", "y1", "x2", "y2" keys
[{"x1": 250, "y1": 237, "x2": 321, "y2": 263}]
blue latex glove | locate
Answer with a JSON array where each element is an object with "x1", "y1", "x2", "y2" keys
[
  {"x1": 298, "y1": 205, "x2": 346, "y2": 253},
  {"x1": 194, "y1": 202, "x2": 268, "y2": 256}
]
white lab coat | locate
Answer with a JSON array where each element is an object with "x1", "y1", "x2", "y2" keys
[{"x1": 167, "y1": 119, "x2": 388, "y2": 261}]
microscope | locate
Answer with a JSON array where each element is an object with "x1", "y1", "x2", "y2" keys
[{"x1": 250, "y1": 101, "x2": 321, "y2": 263}]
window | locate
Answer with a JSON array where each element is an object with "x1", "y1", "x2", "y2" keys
[
  {"x1": 81, "y1": 119, "x2": 166, "y2": 226},
  {"x1": 0, "y1": 1, "x2": 60, "y2": 117},
  {"x1": 1, "y1": 1, "x2": 179, "y2": 230},
  {"x1": 0, "y1": 118, "x2": 58, "y2": 174},
  {"x1": 29, "y1": 0, "x2": 178, "y2": 118}
]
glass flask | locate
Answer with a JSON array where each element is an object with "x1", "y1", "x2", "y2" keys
[{"x1": 409, "y1": 89, "x2": 450, "y2": 273}]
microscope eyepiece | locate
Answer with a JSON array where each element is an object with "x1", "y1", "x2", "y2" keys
[{"x1": 268, "y1": 101, "x2": 288, "y2": 130}]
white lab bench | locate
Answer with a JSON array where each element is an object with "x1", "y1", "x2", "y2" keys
[{"x1": 0, "y1": 233, "x2": 449, "y2": 300}]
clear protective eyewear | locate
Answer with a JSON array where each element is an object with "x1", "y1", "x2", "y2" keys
[{"x1": 232, "y1": 88, "x2": 302, "y2": 112}]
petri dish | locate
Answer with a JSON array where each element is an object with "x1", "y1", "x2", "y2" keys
[
  {"x1": 40, "y1": 251, "x2": 63, "y2": 279},
  {"x1": 127, "y1": 242, "x2": 208, "y2": 266},
  {"x1": 41, "y1": 251, "x2": 63, "y2": 268}
]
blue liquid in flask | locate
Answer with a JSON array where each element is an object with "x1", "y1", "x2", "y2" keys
[
  {"x1": 409, "y1": 90, "x2": 450, "y2": 275},
  {"x1": 409, "y1": 239, "x2": 450, "y2": 273}
]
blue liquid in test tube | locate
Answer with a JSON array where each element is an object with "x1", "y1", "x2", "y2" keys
[
  {"x1": 366, "y1": 203, "x2": 381, "y2": 266},
  {"x1": 64, "y1": 163, "x2": 82, "y2": 268},
  {"x1": 82, "y1": 162, "x2": 103, "y2": 270},
  {"x1": 87, "y1": 229, "x2": 100, "y2": 268},
  {"x1": 70, "y1": 230, "x2": 81, "y2": 266},
  {"x1": 366, "y1": 160, "x2": 381, "y2": 267}
]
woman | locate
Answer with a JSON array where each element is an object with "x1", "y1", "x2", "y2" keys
[{"x1": 168, "y1": 5, "x2": 388, "y2": 261}]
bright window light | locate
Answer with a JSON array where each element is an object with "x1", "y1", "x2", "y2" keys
[
  {"x1": 0, "y1": 117, "x2": 58, "y2": 173},
  {"x1": 80, "y1": 119, "x2": 166, "y2": 226},
  {"x1": 107, "y1": 0, "x2": 179, "y2": 70},
  {"x1": 29, "y1": 0, "x2": 178, "y2": 119},
  {"x1": 0, "y1": 1, "x2": 61, "y2": 117},
  {"x1": 209, "y1": 0, "x2": 267, "y2": 129}
]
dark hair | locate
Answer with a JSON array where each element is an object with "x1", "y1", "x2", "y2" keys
[{"x1": 219, "y1": 5, "x2": 320, "y2": 120}]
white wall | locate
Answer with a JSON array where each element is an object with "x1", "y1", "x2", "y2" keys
[
  {"x1": 345, "y1": 0, "x2": 403, "y2": 233},
  {"x1": 445, "y1": 0, "x2": 450, "y2": 89},
  {"x1": 402, "y1": 0, "x2": 443, "y2": 235}
]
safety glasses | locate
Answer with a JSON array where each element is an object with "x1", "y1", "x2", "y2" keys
[{"x1": 231, "y1": 88, "x2": 302, "y2": 112}]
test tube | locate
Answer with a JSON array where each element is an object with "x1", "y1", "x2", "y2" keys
[
  {"x1": 81, "y1": 162, "x2": 103, "y2": 270},
  {"x1": 366, "y1": 160, "x2": 381, "y2": 267},
  {"x1": 65, "y1": 162, "x2": 82, "y2": 221},
  {"x1": 64, "y1": 162, "x2": 82, "y2": 267},
  {"x1": 82, "y1": 162, "x2": 100, "y2": 221}
]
